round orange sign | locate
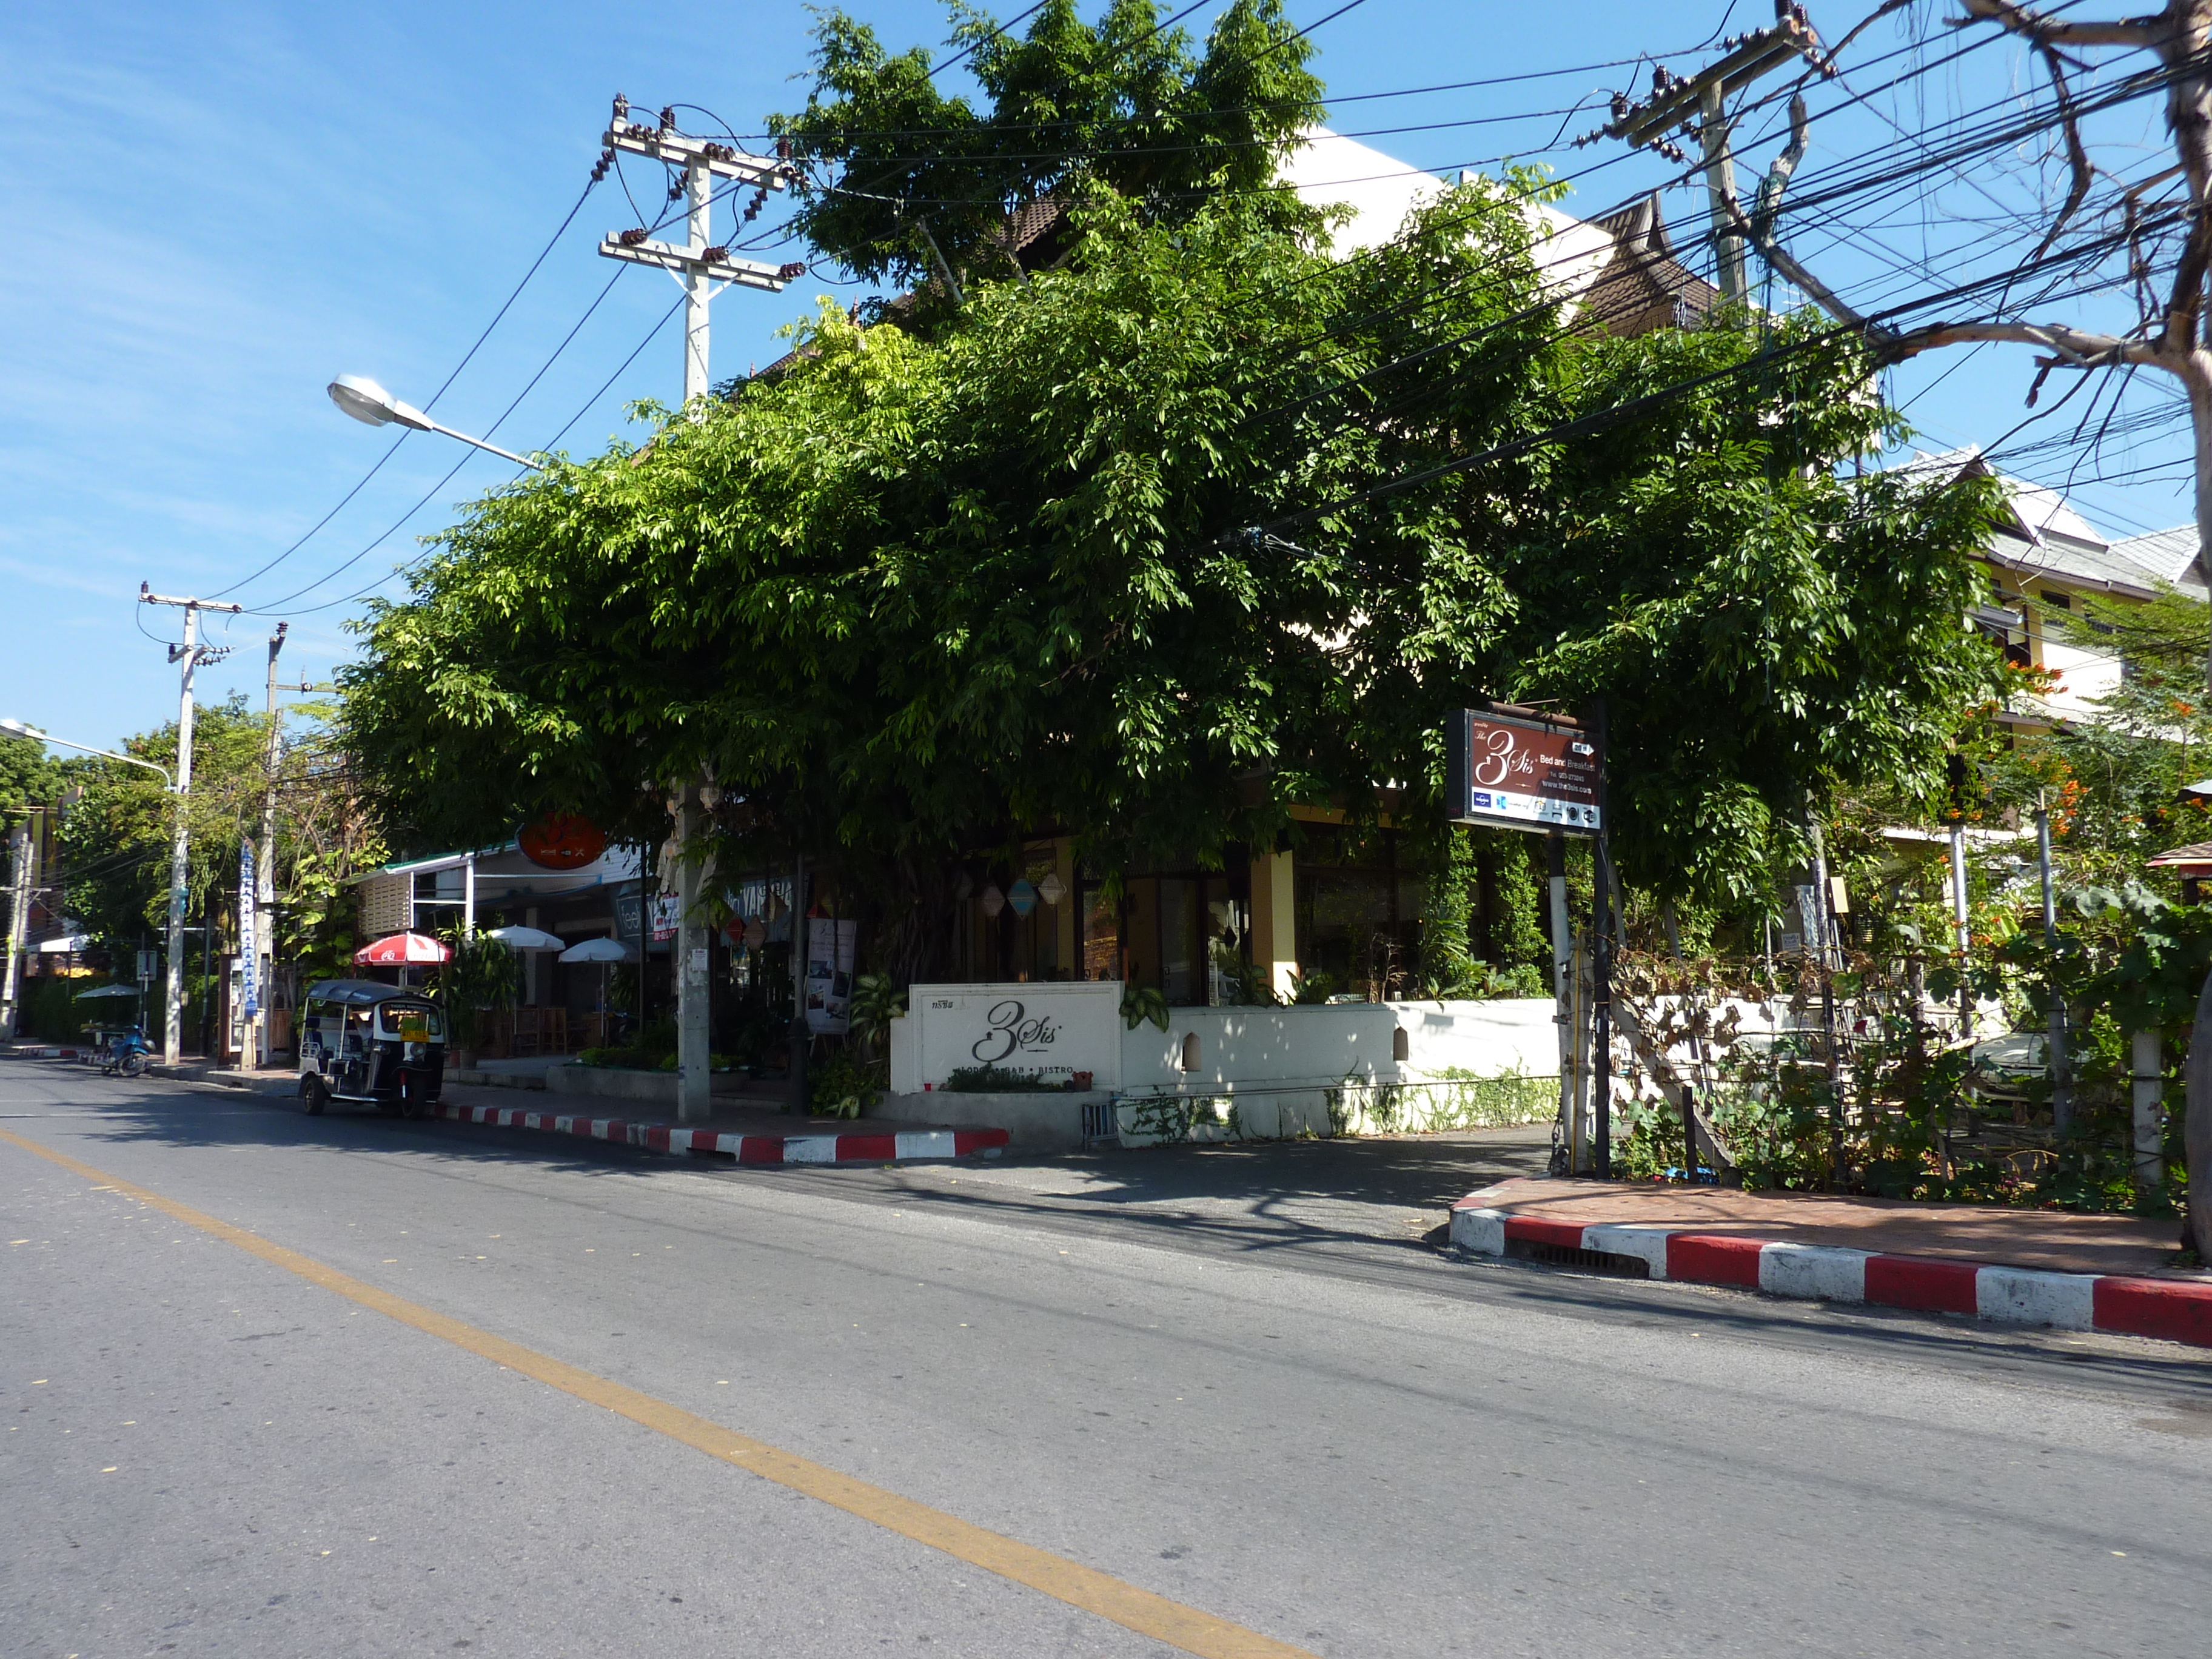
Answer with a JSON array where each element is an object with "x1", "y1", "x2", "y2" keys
[{"x1": 517, "y1": 813, "x2": 607, "y2": 871}]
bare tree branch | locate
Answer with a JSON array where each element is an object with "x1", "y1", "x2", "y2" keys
[
  {"x1": 1752, "y1": 94, "x2": 1811, "y2": 249},
  {"x1": 1876, "y1": 318, "x2": 2155, "y2": 366},
  {"x1": 1953, "y1": 0, "x2": 2163, "y2": 49},
  {"x1": 1819, "y1": 0, "x2": 1918, "y2": 72},
  {"x1": 2027, "y1": 44, "x2": 2096, "y2": 263}
]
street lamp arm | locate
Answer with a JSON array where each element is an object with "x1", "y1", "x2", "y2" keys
[
  {"x1": 0, "y1": 722, "x2": 174, "y2": 791},
  {"x1": 416, "y1": 417, "x2": 546, "y2": 472}
]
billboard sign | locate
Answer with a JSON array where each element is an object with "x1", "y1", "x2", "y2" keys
[
  {"x1": 804, "y1": 917, "x2": 856, "y2": 1035},
  {"x1": 1444, "y1": 708, "x2": 1603, "y2": 835}
]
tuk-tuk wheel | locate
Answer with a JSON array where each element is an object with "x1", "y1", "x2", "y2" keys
[
  {"x1": 398, "y1": 1073, "x2": 425, "y2": 1121},
  {"x1": 301, "y1": 1076, "x2": 329, "y2": 1116}
]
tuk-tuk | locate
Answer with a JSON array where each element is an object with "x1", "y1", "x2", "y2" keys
[{"x1": 298, "y1": 979, "x2": 446, "y2": 1117}]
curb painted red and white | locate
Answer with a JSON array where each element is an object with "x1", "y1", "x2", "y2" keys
[
  {"x1": 434, "y1": 1102, "x2": 1008, "y2": 1166},
  {"x1": 1450, "y1": 1198, "x2": 2212, "y2": 1349}
]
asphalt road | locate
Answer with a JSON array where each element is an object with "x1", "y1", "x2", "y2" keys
[{"x1": 4, "y1": 1061, "x2": 2208, "y2": 1659}]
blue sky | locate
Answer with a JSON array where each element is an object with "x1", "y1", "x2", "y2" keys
[{"x1": 2, "y1": 1, "x2": 2194, "y2": 752}]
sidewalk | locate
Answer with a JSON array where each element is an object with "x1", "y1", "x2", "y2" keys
[
  {"x1": 1452, "y1": 1177, "x2": 2212, "y2": 1349},
  {"x1": 40, "y1": 1056, "x2": 1009, "y2": 1168}
]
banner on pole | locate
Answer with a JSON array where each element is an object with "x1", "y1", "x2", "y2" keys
[
  {"x1": 1444, "y1": 707, "x2": 1603, "y2": 836},
  {"x1": 804, "y1": 918, "x2": 856, "y2": 1034},
  {"x1": 237, "y1": 843, "x2": 259, "y2": 1019}
]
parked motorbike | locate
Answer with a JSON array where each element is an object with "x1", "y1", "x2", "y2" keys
[{"x1": 99, "y1": 1027, "x2": 152, "y2": 1079}]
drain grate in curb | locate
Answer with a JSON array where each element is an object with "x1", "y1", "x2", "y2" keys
[{"x1": 1504, "y1": 1237, "x2": 1652, "y2": 1278}]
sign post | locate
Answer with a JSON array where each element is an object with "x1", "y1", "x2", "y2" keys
[{"x1": 1444, "y1": 703, "x2": 1611, "y2": 1177}]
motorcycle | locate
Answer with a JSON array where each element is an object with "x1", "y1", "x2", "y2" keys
[{"x1": 99, "y1": 1027, "x2": 152, "y2": 1079}]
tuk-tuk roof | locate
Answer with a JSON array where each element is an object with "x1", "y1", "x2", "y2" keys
[{"x1": 304, "y1": 979, "x2": 436, "y2": 1008}]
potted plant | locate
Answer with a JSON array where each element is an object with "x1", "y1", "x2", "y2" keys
[{"x1": 435, "y1": 931, "x2": 521, "y2": 1071}]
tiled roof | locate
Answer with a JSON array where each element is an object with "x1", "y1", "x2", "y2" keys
[
  {"x1": 1891, "y1": 447, "x2": 2202, "y2": 595},
  {"x1": 2110, "y1": 525, "x2": 2204, "y2": 589}
]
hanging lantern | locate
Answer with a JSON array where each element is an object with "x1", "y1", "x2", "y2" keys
[
  {"x1": 745, "y1": 919, "x2": 768, "y2": 949},
  {"x1": 1007, "y1": 879, "x2": 1038, "y2": 918},
  {"x1": 1037, "y1": 872, "x2": 1067, "y2": 907},
  {"x1": 980, "y1": 883, "x2": 1007, "y2": 919}
]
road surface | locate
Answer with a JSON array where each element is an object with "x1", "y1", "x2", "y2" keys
[{"x1": 4, "y1": 1062, "x2": 2207, "y2": 1657}]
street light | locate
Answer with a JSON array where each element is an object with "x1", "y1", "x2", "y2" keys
[
  {"x1": 0, "y1": 719, "x2": 173, "y2": 789},
  {"x1": 326, "y1": 374, "x2": 545, "y2": 471}
]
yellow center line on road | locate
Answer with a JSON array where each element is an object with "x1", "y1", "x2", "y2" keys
[{"x1": 0, "y1": 1125, "x2": 1316, "y2": 1659}]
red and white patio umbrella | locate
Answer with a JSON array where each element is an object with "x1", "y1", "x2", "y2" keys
[{"x1": 353, "y1": 932, "x2": 452, "y2": 966}]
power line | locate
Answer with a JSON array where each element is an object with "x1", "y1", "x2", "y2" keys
[
  {"x1": 212, "y1": 171, "x2": 607, "y2": 601},
  {"x1": 236, "y1": 267, "x2": 633, "y2": 615},
  {"x1": 287, "y1": 289, "x2": 692, "y2": 620}
]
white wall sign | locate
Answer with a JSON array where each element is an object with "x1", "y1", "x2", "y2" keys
[{"x1": 905, "y1": 980, "x2": 1121, "y2": 1090}]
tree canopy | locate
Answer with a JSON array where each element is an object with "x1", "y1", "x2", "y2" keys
[
  {"x1": 55, "y1": 698, "x2": 383, "y2": 979},
  {"x1": 343, "y1": 156, "x2": 2003, "y2": 953},
  {"x1": 769, "y1": 0, "x2": 1326, "y2": 289}
]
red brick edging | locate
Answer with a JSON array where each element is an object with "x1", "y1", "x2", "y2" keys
[
  {"x1": 435, "y1": 1102, "x2": 1008, "y2": 1166},
  {"x1": 1450, "y1": 1200, "x2": 2212, "y2": 1348}
]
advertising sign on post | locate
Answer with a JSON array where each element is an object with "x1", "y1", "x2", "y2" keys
[
  {"x1": 1443, "y1": 706, "x2": 1603, "y2": 836},
  {"x1": 804, "y1": 918, "x2": 856, "y2": 1034},
  {"x1": 236, "y1": 844, "x2": 259, "y2": 1021}
]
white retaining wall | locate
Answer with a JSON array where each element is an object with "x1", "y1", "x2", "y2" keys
[{"x1": 887, "y1": 985, "x2": 1560, "y2": 1145}]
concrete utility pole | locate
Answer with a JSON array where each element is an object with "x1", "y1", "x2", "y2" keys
[
  {"x1": 1547, "y1": 833, "x2": 1577, "y2": 1171},
  {"x1": 670, "y1": 778, "x2": 712, "y2": 1122},
  {"x1": 142, "y1": 586, "x2": 241, "y2": 1064},
  {"x1": 2035, "y1": 791, "x2": 2072, "y2": 1133},
  {"x1": 1600, "y1": 3, "x2": 1826, "y2": 303},
  {"x1": 595, "y1": 96, "x2": 800, "y2": 405},
  {"x1": 253, "y1": 627, "x2": 310, "y2": 1069},
  {"x1": 1, "y1": 814, "x2": 34, "y2": 1042}
]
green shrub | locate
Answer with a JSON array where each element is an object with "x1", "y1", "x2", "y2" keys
[
  {"x1": 811, "y1": 1044, "x2": 879, "y2": 1119},
  {"x1": 942, "y1": 1064, "x2": 1065, "y2": 1093}
]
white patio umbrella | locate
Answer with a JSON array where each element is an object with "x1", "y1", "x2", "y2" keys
[
  {"x1": 556, "y1": 936, "x2": 633, "y2": 963},
  {"x1": 557, "y1": 936, "x2": 634, "y2": 1038},
  {"x1": 486, "y1": 925, "x2": 566, "y2": 951}
]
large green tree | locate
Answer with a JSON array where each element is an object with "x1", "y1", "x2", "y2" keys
[
  {"x1": 343, "y1": 178, "x2": 1558, "y2": 924},
  {"x1": 769, "y1": 0, "x2": 1325, "y2": 290},
  {"x1": 56, "y1": 699, "x2": 383, "y2": 983},
  {"x1": 343, "y1": 177, "x2": 2001, "y2": 974},
  {"x1": 1500, "y1": 314, "x2": 2008, "y2": 903}
]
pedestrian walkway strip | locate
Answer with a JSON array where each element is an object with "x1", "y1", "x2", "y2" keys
[
  {"x1": 0, "y1": 1122, "x2": 1315, "y2": 1659},
  {"x1": 1450, "y1": 1199, "x2": 2212, "y2": 1349},
  {"x1": 434, "y1": 1102, "x2": 1008, "y2": 1166}
]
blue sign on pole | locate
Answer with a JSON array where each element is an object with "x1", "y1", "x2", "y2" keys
[{"x1": 238, "y1": 843, "x2": 259, "y2": 1020}]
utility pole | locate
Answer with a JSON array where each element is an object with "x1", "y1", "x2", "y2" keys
[
  {"x1": 142, "y1": 585, "x2": 241, "y2": 1064},
  {"x1": 253, "y1": 624, "x2": 308, "y2": 1070},
  {"x1": 1546, "y1": 833, "x2": 1578, "y2": 1172},
  {"x1": 595, "y1": 96, "x2": 801, "y2": 406},
  {"x1": 1589, "y1": 700, "x2": 1614, "y2": 1181},
  {"x1": 1598, "y1": 3, "x2": 1826, "y2": 303},
  {"x1": 2, "y1": 813, "x2": 34, "y2": 1042},
  {"x1": 2036, "y1": 789, "x2": 2072, "y2": 1133}
]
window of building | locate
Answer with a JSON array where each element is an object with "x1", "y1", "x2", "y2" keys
[
  {"x1": 1289, "y1": 826, "x2": 1425, "y2": 1000},
  {"x1": 1110, "y1": 859, "x2": 1252, "y2": 1007}
]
